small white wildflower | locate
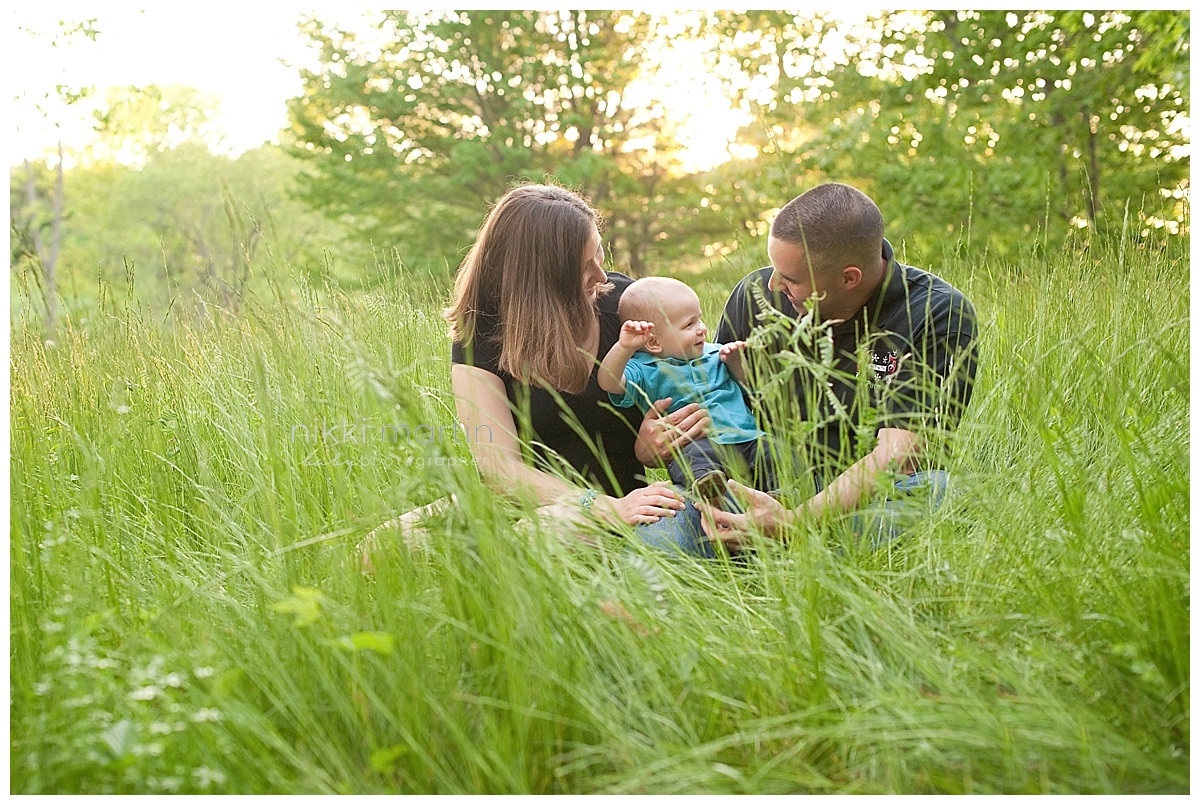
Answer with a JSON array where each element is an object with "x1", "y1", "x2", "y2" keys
[
  {"x1": 129, "y1": 685, "x2": 161, "y2": 701},
  {"x1": 133, "y1": 742, "x2": 165, "y2": 758},
  {"x1": 34, "y1": 682, "x2": 51, "y2": 696},
  {"x1": 41, "y1": 621, "x2": 64, "y2": 634},
  {"x1": 192, "y1": 766, "x2": 227, "y2": 788},
  {"x1": 190, "y1": 707, "x2": 221, "y2": 723},
  {"x1": 161, "y1": 672, "x2": 184, "y2": 688},
  {"x1": 149, "y1": 721, "x2": 173, "y2": 735},
  {"x1": 157, "y1": 776, "x2": 183, "y2": 792},
  {"x1": 63, "y1": 593, "x2": 74, "y2": 602},
  {"x1": 193, "y1": 666, "x2": 215, "y2": 679}
]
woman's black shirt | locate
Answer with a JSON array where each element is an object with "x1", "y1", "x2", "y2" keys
[{"x1": 451, "y1": 272, "x2": 644, "y2": 497}]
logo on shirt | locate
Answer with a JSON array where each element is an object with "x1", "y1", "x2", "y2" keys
[{"x1": 869, "y1": 349, "x2": 901, "y2": 383}]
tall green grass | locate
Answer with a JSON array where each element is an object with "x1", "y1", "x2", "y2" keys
[{"x1": 10, "y1": 238, "x2": 1188, "y2": 793}]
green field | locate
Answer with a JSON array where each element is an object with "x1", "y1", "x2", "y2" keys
[{"x1": 10, "y1": 238, "x2": 1189, "y2": 793}]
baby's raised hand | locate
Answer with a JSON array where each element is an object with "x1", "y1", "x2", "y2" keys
[
  {"x1": 718, "y1": 340, "x2": 748, "y2": 363},
  {"x1": 619, "y1": 320, "x2": 655, "y2": 350},
  {"x1": 719, "y1": 340, "x2": 749, "y2": 384}
]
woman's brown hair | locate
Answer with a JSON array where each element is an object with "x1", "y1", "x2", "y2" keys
[{"x1": 445, "y1": 183, "x2": 608, "y2": 394}]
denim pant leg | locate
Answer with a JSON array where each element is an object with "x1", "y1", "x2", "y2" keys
[
  {"x1": 847, "y1": 470, "x2": 950, "y2": 549},
  {"x1": 668, "y1": 437, "x2": 725, "y2": 488},
  {"x1": 633, "y1": 486, "x2": 717, "y2": 558},
  {"x1": 734, "y1": 436, "x2": 784, "y2": 494}
]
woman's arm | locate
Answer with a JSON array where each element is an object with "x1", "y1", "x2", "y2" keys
[
  {"x1": 452, "y1": 364, "x2": 684, "y2": 525},
  {"x1": 453, "y1": 363, "x2": 575, "y2": 504}
]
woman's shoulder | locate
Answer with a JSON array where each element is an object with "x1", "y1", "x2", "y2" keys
[{"x1": 599, "y1": 271, "x2": 634, "y2": 314}]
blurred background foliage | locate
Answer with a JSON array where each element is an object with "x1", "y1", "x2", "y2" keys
[{"x1": 11, "y1": 10, "x2": 1189, "y2": 328}]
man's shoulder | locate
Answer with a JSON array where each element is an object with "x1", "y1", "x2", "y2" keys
[
  {"x1": 718, "y1": 266, "x2": 794, "y2": 341},
  {"x1": 729, "y1": 266, "x2": 775, "y2": 297},
  {"x1": 889, "y1": 261, "x2": 976, "y2": 323},
  {"x1": 725, "y1": 266, "x2": 795, "y2": 314}
]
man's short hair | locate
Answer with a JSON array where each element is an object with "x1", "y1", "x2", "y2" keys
[{"x1": 770, "y1": 183, "x2": 885, "y2": 277}]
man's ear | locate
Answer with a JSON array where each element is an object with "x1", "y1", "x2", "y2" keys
[{"x1": 841, "y1": 265, "x2": 863, "y2": 289}]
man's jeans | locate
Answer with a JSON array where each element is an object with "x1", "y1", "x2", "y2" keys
[{"x1": 634, "y1": 470, "x2": 950, "y2": 558}]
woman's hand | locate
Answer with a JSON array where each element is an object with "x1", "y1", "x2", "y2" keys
[
  {"x1": 695, "y1": 479, "x2": 793, "y2": 549},
  {"x1": 595, "y1": 481, "x2": 686, "y2": 525},
  {"x1": 634, "y1": 397, "x2": 711, "y2": 467}
]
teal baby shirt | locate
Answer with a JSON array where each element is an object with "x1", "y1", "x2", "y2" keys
[{"x1": 608, "y1": 343, "x2": 764, "y2": 445}]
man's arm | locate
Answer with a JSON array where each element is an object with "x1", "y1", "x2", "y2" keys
[
  {"x1": 697, "y1": 427, "x2": 921, "y2": 542},
  {"x1": 797, "y1": 427, "x2": 921, "y2": 519}
]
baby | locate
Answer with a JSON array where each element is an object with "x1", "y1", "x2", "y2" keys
[{"x1": 598, "y1": 276, "x2": 777, "y2": 503}]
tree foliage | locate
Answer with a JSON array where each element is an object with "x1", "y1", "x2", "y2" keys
[
  {"x1": 286, "y1": 10, "x2": 730, "y2": 276},
  {"x1": 11, "y1": 84, "x2": 360, "y2": 322},
  {"x1": 89, "y1": 84, "x2": 226, "y2": 165},
  {"x1": 13, "y1": 16, "x2": 101, "y2": 332},
  {"x1": 706, "y1": 10, "x2": 1189, "y2": 255}
]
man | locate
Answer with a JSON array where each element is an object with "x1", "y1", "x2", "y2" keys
[{"x1": 697, "y1": 182, "x2": 978, "y2": 548}]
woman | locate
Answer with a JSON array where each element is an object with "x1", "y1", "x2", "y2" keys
[{"x1": 445, "y1": 183, "x2": 713, "y2": 543}]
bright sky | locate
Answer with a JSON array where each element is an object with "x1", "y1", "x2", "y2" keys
[
  {"x1": 8, "y1": 6, "x2": 323, "y2": 164},
  {"x1": 7, "y1": 7, "x2": 754, "y2": 172}
]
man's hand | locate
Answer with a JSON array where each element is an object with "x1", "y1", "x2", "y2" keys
[
  {"x1": 719, "y1": 340, "x2": 749, "y2": 385},
  {"x1": 695, "y1": 479, "x2": 793, "y2": 549},
  {"x1": 618, "y1": 320, "x2": 655, "y2": 350},
  {"x1": 633, "y1": 397, "x2": 711, "y2": 467}
]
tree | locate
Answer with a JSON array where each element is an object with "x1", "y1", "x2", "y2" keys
[
  {"x1": 286, "y1": 10, "x2": 729, "y2": 276},
  {"x1": 11, "y1": 17, "x2": 99, "y2": 333},
  {"x1": 47, "y1": 142, "x2": 359, "y2": 313},
  {"x1": 12, "y1": 82, "x2": 360, "y2": 320},
  {"x1": 89, "y1": 84, "x2": 226, "y2": 165},
  {"x1": 706, "y1": 10, "x2": 1189, "y2": 255}
]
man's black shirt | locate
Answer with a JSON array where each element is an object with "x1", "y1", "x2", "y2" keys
[{"x1": 715, "y1": 239, "x2": 978, "y2": 477}]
